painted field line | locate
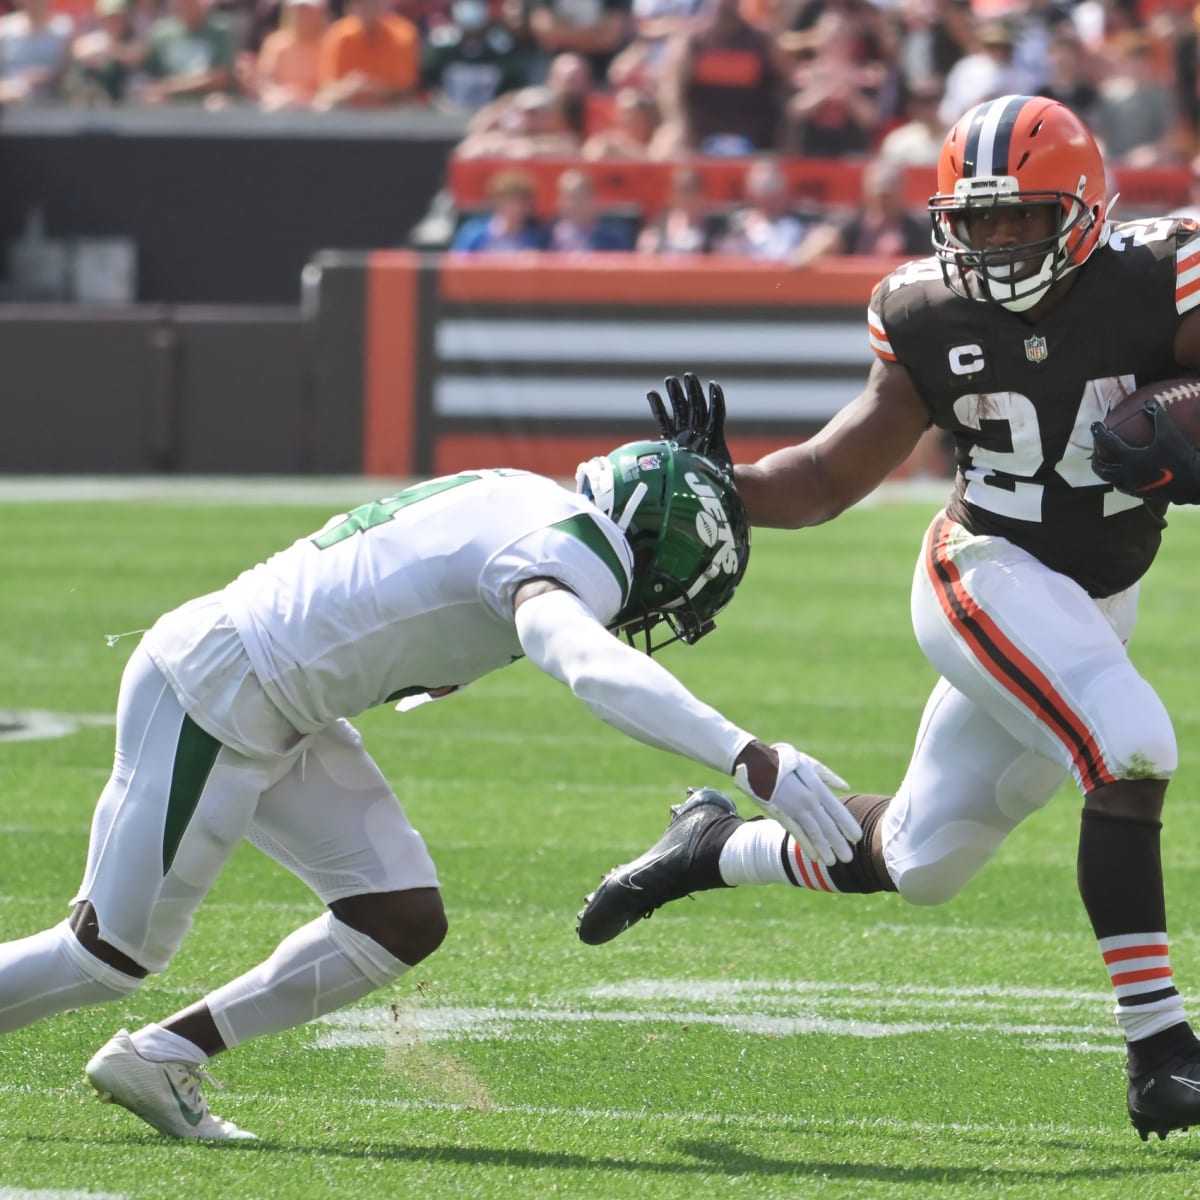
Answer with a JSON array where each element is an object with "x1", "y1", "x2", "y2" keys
[
  {"x1": 313, "y1": 1003, "x2": 1114, "y2": 1049},
  {"x1": 0, "y1": 1190, "x2": 128, "y2": 1200},
  {"x1": 587, "y1": 978, "x2": 1114, "y2": 1002},
  {"x1": 0, "y1": 712, "x2": 113, "y2": 744},
  {"x1": 310, "y1": 977, "x2": 1131, "y2": 1055}
]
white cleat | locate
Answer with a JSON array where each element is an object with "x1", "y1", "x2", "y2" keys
[{"x1": 84, "y1": 1029, "x2": 258, "y2": 1141}]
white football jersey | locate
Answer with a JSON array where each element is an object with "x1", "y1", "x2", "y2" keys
[{"x1": 188, "y1": 470, "x2": 633, "y2": 734}]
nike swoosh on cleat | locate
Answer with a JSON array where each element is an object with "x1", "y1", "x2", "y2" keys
[
  {"x1": 1137, "y1": 468, "x2": 1175, "y2": 492},
  {"x1": 1170, "y1": 1075, "x2": 1200, "y2": 1095},
  {"x1": 165, "y1": 1073, "x2": 205, "y2": 1126},
  {"x1": 621, "y1": 850, "x2": 674, "y2": 891}
]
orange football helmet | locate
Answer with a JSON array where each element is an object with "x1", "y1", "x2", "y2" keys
[{"x1": 930, "y1": 94, "x2": 1108, "y2": 312}]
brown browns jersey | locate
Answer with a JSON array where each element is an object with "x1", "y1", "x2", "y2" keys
[{"x1": 868, "y1": 217, "x2": 1200, "y2": 597}]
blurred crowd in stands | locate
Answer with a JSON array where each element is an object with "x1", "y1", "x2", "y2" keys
[{"x1": 5, "y1": 0, "x2": 1200, "y2": 257}]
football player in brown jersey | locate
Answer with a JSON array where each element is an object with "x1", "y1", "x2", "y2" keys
[{"x1": 578, "y1": 94, "x2": 1200, "y2": 1141}]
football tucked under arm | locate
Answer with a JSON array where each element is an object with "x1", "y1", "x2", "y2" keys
[
  {"x1": 1091, "y1": 381, "x2": 1200, "y2": 504},
  {"x1": 514, "y1": 587, "x2": 754, "y2": 772}
]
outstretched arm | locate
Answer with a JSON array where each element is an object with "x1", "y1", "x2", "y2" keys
[
  {"x1": 736, "y1": 358, "x2": 931, "y2": 527},
  {"x1": 649, "y1": 359, "x2": 931, "y2": 528},
  {"x1": 513, "y1": 582, "x2": 860, "y2": 863}
]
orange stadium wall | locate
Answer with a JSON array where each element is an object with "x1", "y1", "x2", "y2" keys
[{"x1": 306, "y1": 250, "x2": 908, "y2": 480}]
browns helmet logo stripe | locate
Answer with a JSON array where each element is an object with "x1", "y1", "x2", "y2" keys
[{"x1": 960, "y1": 94, "x2": 1027, "y2": 178}]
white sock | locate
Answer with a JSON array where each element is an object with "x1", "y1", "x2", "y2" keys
[
  {"x1": 1118, "y1": 996, "x2": 1188, "y2": 1043},
  {"x1": 130, "y1": 1022, "x2": 209, "y2": 1065},
  {"x1": 718, "y1": 821, "x2": 840, "y2": 891},
  {"x1": 0, "y1": 919, "x2": 141, "y2": 1032},
  {"x1": 203, "y1": 913, "x2": 409, "y2": 1050}
]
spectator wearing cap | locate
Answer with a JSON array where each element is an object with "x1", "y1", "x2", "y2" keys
[
  {"x1": 251, "y1": 0, "x2": 327, "y2": 108},
  {"x1": 0, "y1": 0, "x2": 74, "y2": 103},
  {"x1": 545, "y1": 168, "x2": 636, "y2": 251},
  {"x1": 422, "y1": 0, "x2": 526, "y2": 113},
  {"x1": 937, "y1": 18, "x2": 1030, "y2": 127},
  {"x1": 68, "y1": 0, "x2": 145, "y2": 102},
  {"x1": 136, "y1": 0, "x2": 236, "y2": 105},
  {"x1": 313, "y1": 0, "x2": 419, "y2": 108},
  {"x1": 449, "y1": 167, "x2": 548, "y2": 251}
]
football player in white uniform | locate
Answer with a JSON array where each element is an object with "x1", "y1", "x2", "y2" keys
[
  {"x1": 578, "y1": 96, "x2": 1200, "y2": 1141},
  {"x1": 0, "y1": 439, "x2": 860, "y2": 1140}
]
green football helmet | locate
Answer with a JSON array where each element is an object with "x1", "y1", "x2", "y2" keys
[{"x1": 576, "y1": 439, "x2": 751, "y2": 653}]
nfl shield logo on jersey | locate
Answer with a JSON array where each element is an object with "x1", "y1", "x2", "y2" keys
[{"x1": 1024, "y1": 335, "x2": 1048, "y2": 363}]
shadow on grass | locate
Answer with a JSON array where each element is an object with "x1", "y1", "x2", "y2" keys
[{"x1": 23, "y1": 1129, "x2": 1200, "y2": 1186}]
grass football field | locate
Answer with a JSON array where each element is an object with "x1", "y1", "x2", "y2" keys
[{"x1": 3, "y1": 483, "x2": 1200, "y2": 1199}]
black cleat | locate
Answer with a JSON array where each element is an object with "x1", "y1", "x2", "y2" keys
[
  {"x1": 1128, "y1": 1051, "x2": 1200, "y2": 1141},
  {"x1": 576, "y1": 788, "x2": 738, "y2": 946}
]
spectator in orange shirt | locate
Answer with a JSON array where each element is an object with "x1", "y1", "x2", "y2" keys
[
  {"x1": 253, "y1": 0, "x2": 327, "y2": 109},
  {"x1": 313, "y1": 0, "x2": 419, "y2": 109}
]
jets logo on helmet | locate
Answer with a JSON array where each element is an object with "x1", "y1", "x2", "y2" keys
[
  {"x1": 929, "y1": 94, "x2": 1109, "y2": 312},
  {"x1": 577, "y1": 440, "x2": 750, "y2": 653},
  {"x1": 687, "y1": 471, "x2": 741, "y2": 577}
]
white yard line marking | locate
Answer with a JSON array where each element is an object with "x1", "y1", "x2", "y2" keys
[
  {"x1": 0, "y1": 1190, "x2": 128, "y2": 1199},
  {"x1": 313, "y1": 1005, "x2": 1110, "y2": 1048},
  {"x1": 586, "y1": 978, "x2": 1113, "y2": 1002},
  {"x1": 0, "y1": 712, "x2": 113, "y2": 744},
  {"x1": 312, "y1": 977, "x2": 1121, "y2": 1053}
]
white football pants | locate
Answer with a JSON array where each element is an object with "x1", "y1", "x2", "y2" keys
[
  {"x1": 881, "y1": 512, "x2": 1176, "y2": 905},
  {"x1": 75, "y1": 643, "x2": 439, "y2": 973}
]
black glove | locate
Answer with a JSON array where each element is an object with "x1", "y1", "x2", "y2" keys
[
  {"x1": 646, "y1": 372, "x2": 733, "y2": 477},
  {"x1": 1091, "y1": 400, "x2": 1200, "y2": 505}
]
